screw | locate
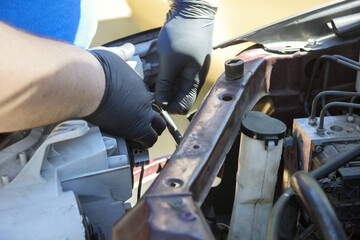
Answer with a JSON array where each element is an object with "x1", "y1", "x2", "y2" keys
[
  {"x1": 315, "y1": 145, "x2": 323, "y2": 153},
  {"x1": 283, "y1": 136, "x2": 294, "y2": 148},
  {"x1": 307, "y1": 39, "x2": 317, "y2": 46}
]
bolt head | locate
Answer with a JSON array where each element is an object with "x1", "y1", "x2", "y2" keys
[
  {"x1": 316, "y1": 128, "x2": 325, "y2": 136},
  {"x1": 315, "y1": 145, "x2": 323, "y2": 153},
  {"x1": 225, "y1": 58, "x2": 244, "y2": 81},
  {"x1": 308, "y1": 117, "x2": 317, "y2": 126},
  {"x1": 307, "y1": 39, "x2": 317, "y2": 46}
]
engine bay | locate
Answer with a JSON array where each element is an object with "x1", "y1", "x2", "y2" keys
[{"x1": 2, "y1": 1, "x2": 360, "y2": 239}]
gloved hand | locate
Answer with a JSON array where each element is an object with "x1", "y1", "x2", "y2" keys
[
  {"x1": 156, "y1": 0, "x2": 217, "y2": 114},
  {"x1": 86, "y1": 45, "x2": 166, "y2": 149},
  {"x1": 90, "y1": 43, "x2": 136, "y2": 62}
]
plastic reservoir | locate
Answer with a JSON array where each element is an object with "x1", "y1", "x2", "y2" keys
[{"x1": 228, "y1": 111, "x2": 286, "y2": 240}]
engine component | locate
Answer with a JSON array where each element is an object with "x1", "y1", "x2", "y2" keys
[
  {"x1": 293, "y1": 114, "x2": 360, "y2": 171},
  {"x1": 228, "y1": 111, "x2": 286, "y2": 240},
  {"x1": 293, "y1": 113, "x2": 360, "y2": 237},
  {"x1": 0, "y1": 120, "x2": 137, "y2": 240},
  {"x1": 291, "y1": 171, "x2": 347, "y2": 240},
  {"x1": 268, "y1": 144, "x2": 360, "y2": 240},
  {"x1": 319, "y1": 164, "x2": 360, "y2": 237}
]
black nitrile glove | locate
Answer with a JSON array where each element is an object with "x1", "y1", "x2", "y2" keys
[
  {"x1": 86, "y1": 47, "x2": 166, "y2": 149},
  {"x1": 90, "y1": 43, "x2": 135, "y2": 62},
  {"x1": 156, "y1": 0, "x2": 217, "y2": 114}
]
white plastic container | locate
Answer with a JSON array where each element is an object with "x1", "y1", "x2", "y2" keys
[{"x1": 228, "y1": 111, "x2": 286, "y2": 240}]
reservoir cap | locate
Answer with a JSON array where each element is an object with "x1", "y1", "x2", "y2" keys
[{"x1": 241, "y1": 111, "x2": 286, "y2": 145}]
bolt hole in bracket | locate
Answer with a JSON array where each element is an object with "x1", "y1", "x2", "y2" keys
[
  {"x1": 220, "y1": 93, "x2": 234, "y2": 101},
  {"x1": 165, "y1": 178, "x2": 184, "y2": 188},
  {"x1": 193, "y1": 144, "x2": 200, "y2": 149}
]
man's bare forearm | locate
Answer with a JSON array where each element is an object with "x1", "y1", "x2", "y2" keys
[{"x1": 0, "y1": 22, "x2": 105, "y2": 132}]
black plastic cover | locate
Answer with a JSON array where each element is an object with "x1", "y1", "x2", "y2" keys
[{"x1": 241, "y1": 111, "x2": 286, "y2": 142}]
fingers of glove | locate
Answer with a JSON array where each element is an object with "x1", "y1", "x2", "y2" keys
[
  {"x1": 155, "y1": 77, "x2": 175, "y2": 108},
  {"x1": 151, "y1": 111, "x2": 166, "y2": 136},
  {"x1": 128, "y1": 113, "x2": 165, "y2": 150},
  {"x1": 165, "y1": 65, "x2": 200, "y2": 114},
  {"x1": 165, "y1": 54, "x2": 211, "y2": 114},
  {"x1": 131, "y1": 127, "x2": 159, "y2": 149},
  {"x1": 155, "y1": 55, "x2": 183, "y2": 108},
  {"x1": 155, "y1": 25, "x2": 186, "y2": 108}
]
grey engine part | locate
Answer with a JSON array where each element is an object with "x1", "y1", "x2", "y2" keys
[{"x1": 0, "y1": 120, "x2": 143, "y2": 240}]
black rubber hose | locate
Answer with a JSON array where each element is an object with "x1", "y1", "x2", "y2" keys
[
  {"x1": 279, "y1": 196, "x2": 299, "y2": 240},
  {"x1": 294, "y1": 224, "x2": 315, "y2": 240},
  {"x1": 267, "y1": 188, "x2": 294, "y2": 240},
  {"x1": 291, "y1": 171, "x2": 347, "y2": 240},
  {"x1": 267, "y1": 145, "x2": 360, "y2": 240}
]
